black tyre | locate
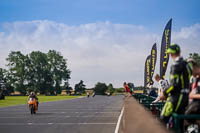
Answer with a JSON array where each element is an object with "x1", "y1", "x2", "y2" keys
[{"x1": 30, "y1": 104, "x2": 34, "y2": 114}]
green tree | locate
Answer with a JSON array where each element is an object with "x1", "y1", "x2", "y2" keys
[
  {"x1": 64, "y1": 82, "x2": 72, "y2": 95},
  {"x1": 107, "y1": 83, "x2": 115, "y2": 95},
  {"x1": 6, "y1": 51, "x2": 28, "y2": 95},
  {"x1": 189, "y1": 53, "x2": 200, "y2": 66},
  {"x1": 47, "y1": 50, "x2": 71, "y2": 94},
  {"x1": 0, "y1": 68, "x2": 6, "y2": 88},
  {"x1": 0, "y1": 68, "x2": 7, "y2": 99},
  {"x1": 74, "y1": 80, "x2": 86, "y2": 94},
  {"x1": 28, "y1": 51, "x2": 53, "y2": 95},
  {"x1": 94, "y1": 82, "x2": 108, "y2": 95},
  {"x1": 6, "y1": 50, "x2": 71, "y2": 95},
  {"x1": 1, "y1": 69, "x2": 14, "y2": 95}
]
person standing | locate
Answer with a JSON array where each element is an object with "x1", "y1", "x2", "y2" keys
[
  {"x1": 185, "y1": 59, "x2": 200, "y2": 118},
  {"x1": 160, "y1": 44, "x2": 192, "y2": 127},
  {"x1": 123, "y1": 82, "x2": 133, "y2": 97},
  {"x1": 152, "y1": 74, "x2": 169, "y2": 103},
  {"x1": 87, "y1": 92, "x2": 90, "y2": 98},
  {"x1": 92, "y1": 91, "x2": 95, "y2": 97},
  {"x1": 127, "y1": 83, "x2": 134, "y2": 94}
]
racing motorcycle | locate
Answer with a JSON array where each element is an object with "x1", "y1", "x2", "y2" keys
[{"x1": 28, "y1": 98, "x2": 37, "y2": 114}]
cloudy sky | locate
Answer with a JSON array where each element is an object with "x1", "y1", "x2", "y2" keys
[{"x1": 0, "y1": 0, "x2": 200, "y2": 88}]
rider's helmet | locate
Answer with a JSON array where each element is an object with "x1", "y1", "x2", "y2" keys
[
  {"x1": 167, "y1": 43, "x2": 181, "y2": 54},
  {"x1": 30, "y1": 92, "x2": 35, "y2": 96}
]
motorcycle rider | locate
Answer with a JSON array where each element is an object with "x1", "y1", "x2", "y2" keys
[
  {"x1": 28, "y1": 92, "x2": 39, "y2": 109},
  {"x1": 160, "y1": 44, "x2": 192, "y2": 129}
]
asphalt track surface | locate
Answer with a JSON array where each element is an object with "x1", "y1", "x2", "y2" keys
[{"x1": 0, "y1": 95, "x2": 124, "y2": 133}]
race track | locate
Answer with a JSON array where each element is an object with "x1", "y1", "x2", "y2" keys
[{"x1": 0, "y1": 95, "x2": 123, "y2": 133}]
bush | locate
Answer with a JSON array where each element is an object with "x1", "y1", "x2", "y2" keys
[{"x1": 94, "y1": 82, "x2": 108, "y2": 95}]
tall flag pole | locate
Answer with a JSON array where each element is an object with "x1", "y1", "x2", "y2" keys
[
  {"x1": 149, "y1": 43, "x2": 157, "y2": 85},
  {"x1": 160, "y1": 19, "x2": 172, "y2": 79},
  {"x1": 144, "y1": 55, "x2": 151, "y2": 87}
]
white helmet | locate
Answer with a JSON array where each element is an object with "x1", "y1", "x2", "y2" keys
[{"x1": 30, "y1": 92, "x2": 35, "y2": 95}]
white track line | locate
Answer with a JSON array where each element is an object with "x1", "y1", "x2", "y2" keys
[
  {"x1": 0, "y1": 123, "x2": 116, "y2": 126},
  {"x1": 0, "y1": 115, "x2": 118, "y2": 119},
  {"x1": 0, "y1": 111, "x2": 120, "y2": 113},
  {"x1": 114, "y1": 106, "x2": 124, "y2": 133},
  {"x1": 0, "y1": 108, "x2": 121, "y2": 111}
]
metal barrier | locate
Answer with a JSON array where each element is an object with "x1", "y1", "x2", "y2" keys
[
  {"x1": 172, "y1": 113, "x2": 200, "y2": 133},
  {"x1": 133, "y1": 93, "x2": 200, "y2": 133},
  {"x1": 133, "y1": 93, "x2": 164, "y2": 117}
]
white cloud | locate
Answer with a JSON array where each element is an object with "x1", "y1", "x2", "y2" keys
[
  {"x1": 172, "y1": 24, "x2": 200, "y2": 56},
  {"x1": 0, "y1": 20, "x2": 200, "y2": 88}
]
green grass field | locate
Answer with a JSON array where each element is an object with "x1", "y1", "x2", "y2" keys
[
  {"x1": 0, "y1": 95, "x2": 81, "y2": 107},
  {"x1": 134, "y1": 90, "x2": 144, "y2": 93}
]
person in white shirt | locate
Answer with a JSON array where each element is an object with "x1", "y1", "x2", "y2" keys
[{"x1": 152, "y1": 74, "x2": 169, "y2": 103}]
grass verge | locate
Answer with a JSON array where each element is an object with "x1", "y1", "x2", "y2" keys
[{"x1": 0, "y1": 95, "x2": 81, "y2": 107}]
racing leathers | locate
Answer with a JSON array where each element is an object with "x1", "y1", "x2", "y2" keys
[{"x1": 160, "y1": 56, "x2": 192, "y2": 123}]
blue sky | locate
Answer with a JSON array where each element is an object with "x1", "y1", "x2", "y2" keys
[
  {"x1": 1, "y1": 0, "x2": 200, "y2": 31},
  {"x1": 0, "y1": 0, "x2": 200, "y2": 88}
]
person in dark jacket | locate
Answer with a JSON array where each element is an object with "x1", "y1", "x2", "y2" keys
[{"x1": 160, "y1": 44, "x2": 192, "y2": 127}]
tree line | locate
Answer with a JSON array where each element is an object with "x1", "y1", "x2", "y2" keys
[
  {"x1": 0, "y1": 50, "x2": 70, "y2": 95},
  {"x1": 0, "y1": 50, "x2": 117, "y2": 96},
  {"x1": 73, "y1": 81, "x2": 116, "y2": 95}
]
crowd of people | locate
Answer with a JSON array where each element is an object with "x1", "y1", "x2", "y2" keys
[
  {"x1": 152, "y1": 43, "x2": 200, "y2": 131},
  {"x1": 123, "y1": 43, "x2": 200, "y2": 132}
]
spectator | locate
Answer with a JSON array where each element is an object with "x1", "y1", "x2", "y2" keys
[
  {"x1": 148, "y1": 85, "x2": 157, "y2": 98},
  {"x1": 185, "y1": 59, "x2": 200, "y2": 121},
  {"x1": 123, "y1": 82, "x2": 133, "y2": 97},
  {"x1": 127, "y1": 83, "x2": 134, "y2": 94},
  {"x1": 152, "y1": 74, "x2": 169, "y2": 103},
  {"x1": 87, "y1": 92, "x2": 90, "y2": 98},
  {"x1": 160, "y1": 43, "x2": 192, "y2": 129},
  {"x1": 92, "y1": 91, "x2": 95, "y2": 97}
]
